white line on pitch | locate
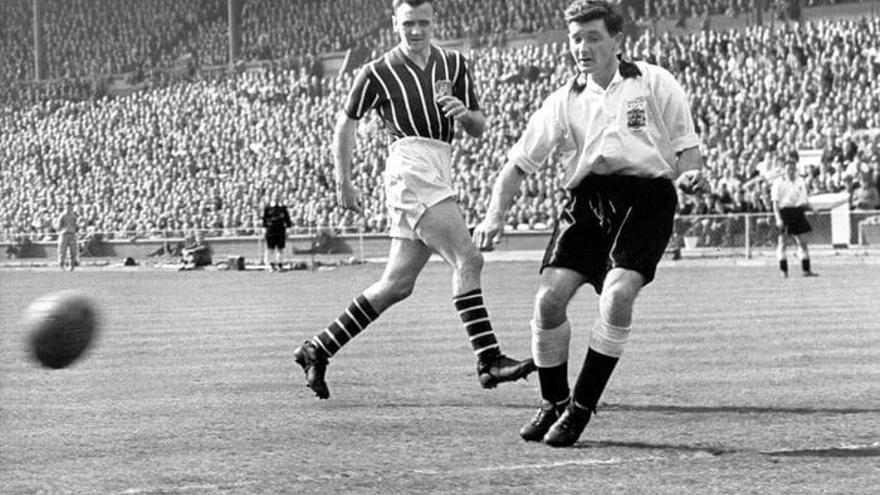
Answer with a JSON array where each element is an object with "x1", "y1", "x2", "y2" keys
[
  {"x1": 120, "y1": 481, "x2": 258, "y2": 494},
  {"x1": 412, "y1": 452, "x2": 713, "y2": 475}
]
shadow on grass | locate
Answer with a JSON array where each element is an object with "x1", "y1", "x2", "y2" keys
[
  {"x1": 329, "y1": 401, "x2": 880, "y2": 415},
  {"x1": 571, "y1": 439, "x2": 736, "y2": 456},
  {"x1": 763, "y1": 445, "x2": 880, "y2": 458},
  {"x1": 602, "y1": 403, "x2": 880, "y2": 415},
  {"x1": 570, "y1": 439, "x2": 880, "y2": 459}
]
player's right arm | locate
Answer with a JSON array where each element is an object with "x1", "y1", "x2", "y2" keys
[
  {"x1": 332, "y1": 113, "x2": 362, "y2": 213},
  {"x1": 472, "y1": 162, "x2": 527, "y2": 251},
  {"x1": 472, "y1": 98, "x2": 558, "y2": 250},
  {"x1": 770, "y1": 181, "x2": 783, "y2": 227},
  {"x1": 332, "y1": 67, "x2": 377, "y2": 214},
  {"x1": 772, "y1": 201, "x2": 783, "y2": 228}
]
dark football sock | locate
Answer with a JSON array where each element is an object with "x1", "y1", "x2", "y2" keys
[
  {"x1": 312, "y1": 294, "x2": 379, "y2": 359},
  {"x1": 538, "y1": 362, "x2": 570, "y2": 404},
  {"x1": 453, "y1": 288, "x2": 501, "y2": 362},
  {"x1": 802, "y1": 258, "x2": 811, "y2": 273},
  {"x1": 572, "y1": 348, "x2": 619, "y2": 412},
  {"x1": 779, "y1": 258, "x2": 788, "y2": 275}
]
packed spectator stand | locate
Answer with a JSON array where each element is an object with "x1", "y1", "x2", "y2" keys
[{"x1": 1, "y1": 0, "x2": 879, "y2": 245}]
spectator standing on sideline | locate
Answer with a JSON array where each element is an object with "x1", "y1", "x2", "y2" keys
[
  {"x1": 263, "y1": 193, "x2": 293, "y2": 271},
  {"x1": 56, "y1": 200, "x2": 79, "y2": 272},
  {"x1": 292, "y1": 0, "x2": 535, "y2": 400},
  {"x1": 772, "y1": 154, "x2": 818, "y2": 278},
  {"x1": 473, "y1": 0, "x2": 706, "y2": 447}
]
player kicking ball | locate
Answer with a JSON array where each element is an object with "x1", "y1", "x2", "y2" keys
[{"x1": 473, "y1": 0, "x2": 707, "y2": 447}]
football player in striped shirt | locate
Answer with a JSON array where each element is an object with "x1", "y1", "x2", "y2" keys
[
  {"x1": 473, "y1": 0, "x2": 707, "y2": 446},
  {"x1": 293, "y1": 0, "x2": 535, "y2": 400}
]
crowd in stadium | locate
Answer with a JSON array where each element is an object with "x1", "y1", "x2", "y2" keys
[
  {"x1": 1, "y1": 0, "x2": 840, "y2": 83},
  {"x1": 1, "y1": 0, "x2": 879, "y2": 244}
]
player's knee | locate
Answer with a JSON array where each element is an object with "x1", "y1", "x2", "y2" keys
[
  {"x1": 601, "y1": 278, "x2": 640, "y2": 311},
  {"x1": 534, "y1": 285, "x2": 569, "y2": 323},
  {"x1": 379, "y1": 276, "x2": 417, "y2": 304},
  {"x1": 455, "y1": 246, "x2": 484, "y2": 276}
]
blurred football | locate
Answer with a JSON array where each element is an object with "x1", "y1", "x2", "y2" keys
[{"x1": 24, "y1": 290, "x2": 99, "y2": 369}]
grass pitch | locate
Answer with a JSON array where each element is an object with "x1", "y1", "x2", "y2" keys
[{"x1": 1, "y1": 260, "x2": 879, "y2": 494}]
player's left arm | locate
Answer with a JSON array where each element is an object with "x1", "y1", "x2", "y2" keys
[
  {"x1": 675, "y1": 146, "x2": 706, "y2": 194},
  {"x1": 654, "y1": 67, "x2": 706, "y2": 194},
  {"x1": 443, "y1": 53, "x2": 486, "y2": 138},
  {"x1": 283, "y1": 206, "x2": 293, "y2": 228},
  {"x1": 457, "y1": 107, "x2": 487, "y2": 138}
]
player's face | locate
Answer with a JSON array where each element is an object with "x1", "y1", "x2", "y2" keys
[
  {"x1": 393, "y1": 2, "x2": 434, "y2": 55},
  {"x1": 568, "y1": 19, "x2": 620, "y2": 77}
]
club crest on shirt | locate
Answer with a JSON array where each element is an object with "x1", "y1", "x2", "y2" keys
[
  {"x1": 434, "y1": 79, "x2": 452, "y2": 99},
  {"x1": 625, "y1": 96, "x2": 647, "y2": 130}
]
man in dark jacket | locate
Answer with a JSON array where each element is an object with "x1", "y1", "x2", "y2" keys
[{"x1": 262, "y1": 194, "x2": 293, "y2": 271}]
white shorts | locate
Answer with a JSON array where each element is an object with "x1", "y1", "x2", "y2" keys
[{"x1": 384, "y1": 137, "x2": 454, "y2": 240}]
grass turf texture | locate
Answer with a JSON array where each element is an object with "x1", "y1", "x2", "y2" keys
[{"x1": 1, "y1": 261, "x2": 879, "y2": 494}]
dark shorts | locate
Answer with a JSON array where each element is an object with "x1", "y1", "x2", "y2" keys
[
  {"x1": 541, "y1": 174, "x2": 677, "y2": 294},
  {"x1": 266, "y1": 233, "x2": 287, "y2": 249},
  {"x1": 779, "y1": 207, "x2": 812, "y2": 236}
]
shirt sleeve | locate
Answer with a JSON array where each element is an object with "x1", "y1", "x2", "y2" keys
[
  {"x1": 453, "y1": 53, "x2": 480, "y2": 111},
  {"x1": 506, "y1": 96, "x2": 559, "y2": 174},
  {"x1": 651, "y1": 67, "x2": 700, "y2": 152},
  {"x1": 283, "y1": 207, "x2": 293, "y2": 228},
  {"x1": 770, "y1": 180, "x2": 781, "y2": 203},
  {"x1": 343, "y1": 66, "x2": 380, "y2": 120}
]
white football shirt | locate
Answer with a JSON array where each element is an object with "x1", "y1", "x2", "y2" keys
[
  {"x1": 508, "y1": 61, "x2": 700, "y2": 188},
  {"x1": 771, "y1": 175, "x2": 809, "y2": 208}
]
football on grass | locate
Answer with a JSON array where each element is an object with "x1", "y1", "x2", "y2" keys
[{"x1": 24, "y1": 290, "x2": 99, "y2": 369}]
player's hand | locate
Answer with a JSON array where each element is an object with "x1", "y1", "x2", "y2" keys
[
  {"x1": 472, "y1": 218, "x2": 505, "y2": 252},
  {"x1": 336, "y1": 182, "x2": 362, "y2": 213},
  {"x1": 775, "y1": 216, "x2": 783, "y2": 228},
  {"x1": 676, "y1": 169, "x2": 708, "y2": 195},
  {"x1": 437, "y1": 95, "x2": 469, "y2": 121}
]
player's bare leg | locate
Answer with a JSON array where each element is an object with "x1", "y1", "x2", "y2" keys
[
  {"x1": 416, "y1": 198, "x2": 535, "y2": 388},
  {"x1": 777, "y1": 234, "x2": 789, "y2": 278},
  {"x1": 544, "y1": 268, "x2": 642, "y2": 447},
  {"x1": 264, "y1": 247, "x2": 273, "y2": 271},
  {"x1": 272, "y1": 248, "x2": 282, "y2": 271},
  {"x1": 294, "y1": 239, "x2": 431, "y2": 399},
  {"x1": 520, "y1": 267, "x2": 582, "y2": 441},
  {"x1": 795, "y1": 236, "x2": 816, "y2": 277}
]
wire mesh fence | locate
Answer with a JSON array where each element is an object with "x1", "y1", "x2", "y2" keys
[{"x1": 4, "y1": 210, "x2": 880, "y2": 267}]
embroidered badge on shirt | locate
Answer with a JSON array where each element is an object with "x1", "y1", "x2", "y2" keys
[
  {"x1": 434, "y1": 80, "x2": 452, "y2": 100},
  {"x1": 625, "y1": 97, "x2": 647, "y2": 130}
]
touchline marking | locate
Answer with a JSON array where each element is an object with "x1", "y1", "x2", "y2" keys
[
  {"x1": 120, "y1": 481, "x2": 257, "y2": 494},
  {"x1": 412, "y1": 453, "x2": 709, "y2": 476}
]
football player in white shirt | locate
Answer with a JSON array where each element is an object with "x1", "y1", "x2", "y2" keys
[
  {"x1": 473, "y1": 0, "x2": 706, "y2": 447},
  {"x1": 771, "y1": 154, "x2": 817, "y2": 277}
]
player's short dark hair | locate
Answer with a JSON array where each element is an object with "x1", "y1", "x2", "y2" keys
[
  {"x1": 563, "y1": 0, "x2": 624, "y2": 36},
  {"x1": 393, "y1": 0, "x2": 432, "y2": 10}
]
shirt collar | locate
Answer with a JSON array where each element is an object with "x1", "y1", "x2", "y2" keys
[
  {"x1": 570, "y1": 57, "x2": 642, "y2": 94},
  {"x1": 392, "y1": 45, "x2": 436, "y2": 68}
]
